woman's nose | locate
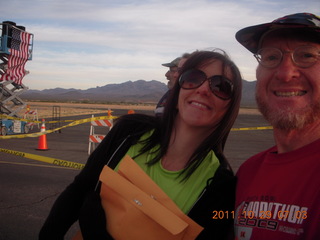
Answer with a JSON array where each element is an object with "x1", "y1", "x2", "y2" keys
[{"x1": 195, "y1": 79, "x2": 211, "y2": 96}]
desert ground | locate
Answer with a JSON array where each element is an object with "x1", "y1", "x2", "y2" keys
[{"x1": 23, "y1": 101, "x2": 260, "y2": 119}]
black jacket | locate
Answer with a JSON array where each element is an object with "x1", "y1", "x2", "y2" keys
[{"x1": 39, "y1": 114, "x2": 236, "y2": 240}]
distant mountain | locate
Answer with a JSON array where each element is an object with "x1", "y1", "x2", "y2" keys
[
  {"x1": 20, "y1": 79, "x2": 257, "y2": 108},
  {"x1": 21, "y1": 80, "x2": 167, "y2": 103}
]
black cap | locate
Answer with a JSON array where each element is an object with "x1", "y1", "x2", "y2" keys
[
  {"x1": 162, "y1": 57, "x2": 181, "y2": 67},
  {"x1": 235, "y1": 13, "x2": 320, "y2": 53}
]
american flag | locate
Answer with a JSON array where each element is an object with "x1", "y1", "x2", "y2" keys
[{"x1": 0, "y1": 28, "x2": 32, "y2": 85}]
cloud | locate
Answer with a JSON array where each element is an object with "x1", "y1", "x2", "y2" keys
[{"x1": 1, "y1": 0, "x2": 319, "y2": 89}]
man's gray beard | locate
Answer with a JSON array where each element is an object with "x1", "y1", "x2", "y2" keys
[{"x1": 256, "y1": 95, "x2": 320, "y2": 130}]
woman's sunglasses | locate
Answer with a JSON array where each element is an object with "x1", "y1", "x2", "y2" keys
[{"x1": 178, "y1": 69, "x2": 234, "y2": 100}]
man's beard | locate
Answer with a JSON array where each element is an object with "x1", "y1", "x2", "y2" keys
[{"x1": 256, "y1": 95, "x2": 320, "y2": 130}]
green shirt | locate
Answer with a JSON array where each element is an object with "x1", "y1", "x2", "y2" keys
[{"x1": 118, "y1": 130, "x2": 220, "y2": 213}]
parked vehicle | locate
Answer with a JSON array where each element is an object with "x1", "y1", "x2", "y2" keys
[{"x1": 0, "y1": 119, "x2": 30, "y2": 136}]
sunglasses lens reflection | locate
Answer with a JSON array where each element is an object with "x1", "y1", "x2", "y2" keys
[
  {"x1": 180, "y1": 69, "x2": 233, "y2": 100},
  {"x1": 209, "y1": 76, "x2": 233, "y2": 100},
  {"x1": 181, "y1": 70, "x2": 204, "y2": 89}
]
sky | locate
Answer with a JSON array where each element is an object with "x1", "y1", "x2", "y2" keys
[{"x1": 1, "y1": 0, "x2": 319, "y2": 90}]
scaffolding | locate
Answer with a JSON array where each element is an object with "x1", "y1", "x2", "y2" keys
[
  {"x1": 0, "y1": 81, "x2": 28, "y2": 117},
  {"x1": 0, "y1": 21, "x2": 34, "y2": 135},
  {"x1": 0, "y1": 20, "x2": 34, "y2": 118}
]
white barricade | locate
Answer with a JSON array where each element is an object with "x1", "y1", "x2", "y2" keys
[
  {"x1": 24, "y1": 108, "x2": 39, "y2": 130},
  {"x1": 88, "y1": 115, "x2": 113, "y2": 155}
]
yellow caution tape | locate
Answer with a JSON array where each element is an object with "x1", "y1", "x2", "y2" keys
[
  {"x1": 0, "y1": 114, "x2": 37, "y2": 123},
  {"x1": 231, "y1": 126, "x2": 273, "y2": 131},
  {"x1": 0, "y1": 114, "x2": 115, "y2": 124},
  {"x1": 0, "y1": 115, "x2": 117, "y2": 139},
  {"x1": 0, "y1": 114, "x2": 272, "y2": 139},
  {"x1": 0, "y1": 148, "x2": 85, "y2": 170}
]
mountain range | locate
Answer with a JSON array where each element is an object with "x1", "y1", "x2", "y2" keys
[{"x1": 20, "y1": 79, "x2": 257, "y2": 108}]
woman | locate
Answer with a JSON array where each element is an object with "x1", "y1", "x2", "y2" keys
[{"x1": 39, "y1": 49, "x2": 242, "y2": 239}]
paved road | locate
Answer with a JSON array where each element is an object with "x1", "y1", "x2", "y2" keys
[{"x1": 0, "y1": 109, "x2": 274, "y2": 240}]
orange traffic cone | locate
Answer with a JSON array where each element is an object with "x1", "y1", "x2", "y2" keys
[
  {"x1": 37, "y1": 119, "x2": 48, "y2": 150},
  {"x1": 107, "y1": 108, "x2": 113, "y2": 117}
]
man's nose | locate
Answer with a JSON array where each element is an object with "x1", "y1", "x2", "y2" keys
[{"x1": 274, "y1": 54, "x2": 300, "y2": 82}]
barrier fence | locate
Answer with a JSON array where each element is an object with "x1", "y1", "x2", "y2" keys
[
  {"x1": 0, "y1": 115, "x2": 117, "y2": 139},
  {"x1": 0, "y1": 114, "x2": 272, "y2": 169}
]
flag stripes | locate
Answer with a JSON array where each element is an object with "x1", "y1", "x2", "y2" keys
[{"x1": 0, "y1": 28, "x2": 32, "y2": 85}]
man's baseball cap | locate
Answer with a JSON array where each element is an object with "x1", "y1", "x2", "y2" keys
[
  {"x1": 235, "y1": 12, "x2": 320, "y2": 53},
  {"x1": 162, "y1": 57, "x2": 181, "y2": 67}
]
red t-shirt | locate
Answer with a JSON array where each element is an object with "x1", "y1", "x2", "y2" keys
[{"x1": 235, "y1": 139, "x2": 320, "y2": 240}]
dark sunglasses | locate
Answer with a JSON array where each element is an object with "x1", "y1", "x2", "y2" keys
[{"x1": 178, "y1": 69, "x2": 234, "y2": 100}]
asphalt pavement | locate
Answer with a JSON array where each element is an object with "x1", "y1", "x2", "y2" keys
[{"x1": 0, "y1": 109, "x2": 274, "y2": 240}]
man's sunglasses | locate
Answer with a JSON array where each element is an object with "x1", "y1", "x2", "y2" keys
[{"x1": 179, "y1": 69, "x2": 234, "y2": 100}]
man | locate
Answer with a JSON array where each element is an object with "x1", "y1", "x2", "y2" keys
[
  {"x1": 172, "y1": 53, "x2": 191, "y2": 81},
  {"x1": 234, "y1": 13, "x2": 320, "y2": 240},
  {"x1": 155, "y1": 54, "x2": 192, "y2": 116},
  {"x1": 154, "y1": 57, "x2": 181, "y2": 116},
  {"x1": 162, "y1": 57, "x2": 181, "y2": 89}
]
